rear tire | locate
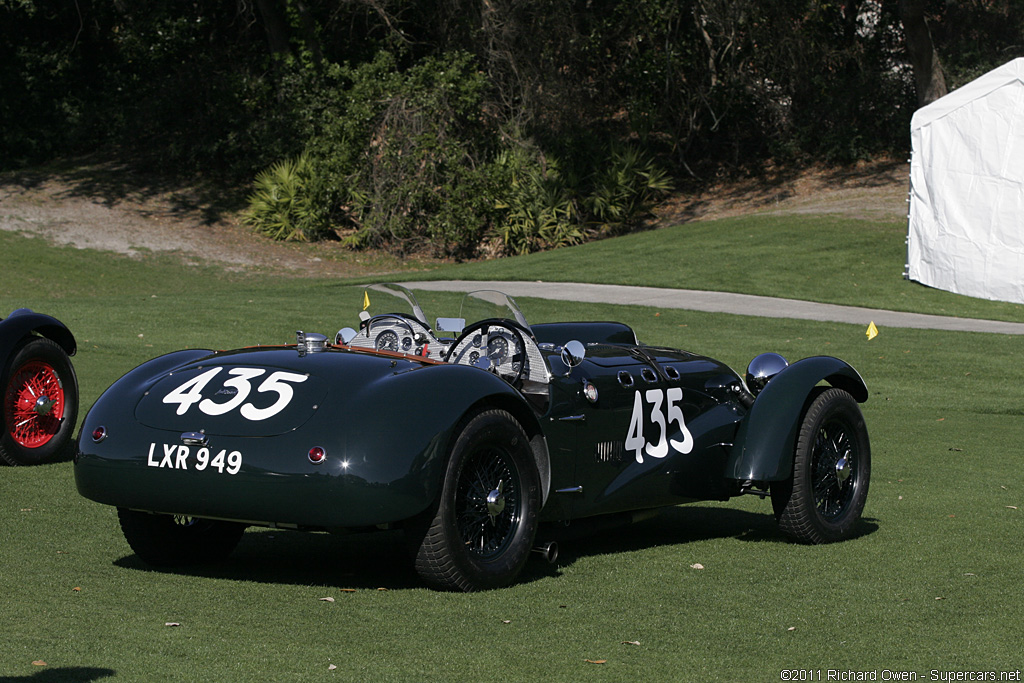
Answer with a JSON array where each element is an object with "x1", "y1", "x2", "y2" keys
[
  {"x1": 118, "y1": 508, "x2": 245, "y2": 566},
  {"x1": 1, "y1": 337, "x2": 79, "y2": 466},
  {"x1": 410, "y1": 409, "x2": 540, "y2": 591},
  {"x1": 772, "y1": 388, "x2": 870, "y2": 543}
]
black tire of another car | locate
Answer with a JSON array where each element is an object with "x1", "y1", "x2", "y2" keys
[
  {"x1": 772, "y1": 387, "x2": 870, "y2": 544},
  {"x1": 1, "y1": 337, "x2": 79, "y2": 466},
  {"x1": 412, "y1": 409, "x2": 540, "y2": 591},
  {"x1": 117, "y1": 508, "x2": 246, "y2": 566}
]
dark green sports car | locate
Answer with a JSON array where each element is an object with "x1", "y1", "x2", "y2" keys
[{"x1": 75, "y1": 284, "x2": 870, "y2": 591}]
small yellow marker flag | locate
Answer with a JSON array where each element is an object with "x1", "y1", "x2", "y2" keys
[
  {"x1": 362, "y1": 290, "x2": 371, "y2": 311},
  {"x1": 866, "y1": 321, "x2": 878, "y2": 340}
]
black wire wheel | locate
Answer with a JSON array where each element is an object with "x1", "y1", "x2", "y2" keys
[
  {"x1": 411, "y1": 409, "x2": 540, "y2": 591},
  {"x1": 118, "y1": 508, "x2": 246, "y2": 566},
  {"x1": 772, "y1": 387, "x2": 870, "y2": 544}
]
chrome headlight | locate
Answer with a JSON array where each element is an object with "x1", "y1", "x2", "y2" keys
[{"x1": 745, "y1": 352, "x2": 788, "y2": 396}]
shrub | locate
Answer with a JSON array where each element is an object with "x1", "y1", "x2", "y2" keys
[
  {"x1": 493, "y1": 147, "x2": 584, "y2": 256},
  {"x1": 243, "y1": 153, "x2": 331, "y2": 242},
  {"x1": 585, "y1": 144, "x2": 672, "y2": 236}
]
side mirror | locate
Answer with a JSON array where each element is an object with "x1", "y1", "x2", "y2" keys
[
  {"x1": 336, "y1": 327, "x2": 358, "y2": 345},
  {"x1": 560, "y1": 340, "x2": 586, "y2": 369}
]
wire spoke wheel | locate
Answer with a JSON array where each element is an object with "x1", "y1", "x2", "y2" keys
[
  {"x1": 811, "y1": 422, "x2": 856, "y2": 520},
  {"x1": 5, "y1": 359, "x2": 65, "y2": 448},
  {"x1": 773, "y1": 388, "x2": 870, "y2": 544},
  {"x1": 455, "y1": 447, "x2": 520, "y2": 559},
  {"x1": 1, "y1": 337, "x2": 78, "y2": 466},
  {"x1": 411, "y1": 409, "x2": 540, "y2": 591}
]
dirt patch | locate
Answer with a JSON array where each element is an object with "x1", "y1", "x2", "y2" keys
[
  {"x1": 655, "y1": 158, "x2": 909, "y2": 225},
  {"x1": 0, "y1": 157, "x2": 909, "y2": 278}
]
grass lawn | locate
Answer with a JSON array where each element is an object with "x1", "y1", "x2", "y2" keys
[
  {"x1": 2, "y1": 226, "x2": 1023, "y2": 681},
  {"x1": 419, "y1": 213, "x2": 1024, "y2": 324}
]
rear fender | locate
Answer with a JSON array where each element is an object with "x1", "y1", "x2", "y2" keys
[
  {"x1": 0, "y1": 309, "x2": 77, "y2": 361},
  {"x1": 726, "y1": 356, "x2": 867, "y2": 482},
  {"x1": 336, "y1": 364, "x2": 544, "y2": 518}
]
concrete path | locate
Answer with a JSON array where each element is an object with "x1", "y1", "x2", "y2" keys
[{"x1": 403, "y1": 280, "x2": 1024, "y2": 335}]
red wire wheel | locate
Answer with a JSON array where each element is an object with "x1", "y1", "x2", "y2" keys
[
  {"x1": 5, "y1": 359, "x2": 66, "y2": 448},
  {"x1": 1, "y1": 337, "x2": 78, "y2": 466}
]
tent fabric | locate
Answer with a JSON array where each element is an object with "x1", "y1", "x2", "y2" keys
[{"x1": 906, "y1": 58, "x2": 1024, "y2": 305}]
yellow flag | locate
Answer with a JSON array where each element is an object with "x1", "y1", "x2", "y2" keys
[
  {"x1": 866, "y1": 321, "x2": 878, "y2": 340},
  {"x1": 362, "y1": 290, "x2": 370, "y2": 311}
]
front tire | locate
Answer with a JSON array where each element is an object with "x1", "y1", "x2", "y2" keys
[
  {"x1": 411, "y1": 409, "x2": 540, "y2": 591},
  {"x1": 1, "y1": 337, "x2": 79, "y2": 466},
  {"x1": 118, "y1": 508, "x2": 245, "y2": 566},
  {"x1": 772, "y1": 388, "x2": 870, "y2": 543}
]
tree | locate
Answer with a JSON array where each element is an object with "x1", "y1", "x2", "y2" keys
[{"x1": 899, "y1": 0, "x2": 948, "y2": 107}]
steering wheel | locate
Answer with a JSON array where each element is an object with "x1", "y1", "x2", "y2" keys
[
  {"x1": 444, "y1": 319, "x2": 529, "y2": 385},
  {"x1": 365, "y1": 314, "x2": 419, "y2": 353}
]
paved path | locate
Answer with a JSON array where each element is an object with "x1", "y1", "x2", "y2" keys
[{"x1": 403, "y1": 280, "x2": 1024, "y2": 335}]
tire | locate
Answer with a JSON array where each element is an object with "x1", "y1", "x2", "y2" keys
[
  {"x1": 411, "y1": 409, "x2": 540, "y2": 591},
  {"x1": 118, "y1": 508, "x2": 246, "y2": 566},
  {"x1": 772, "y1": 388, "x2": 870, "y2": 544},
  {"x1": 1, "y1": 337, "x2": 79, "y2": 466}
]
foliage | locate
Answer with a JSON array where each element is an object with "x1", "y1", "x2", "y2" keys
[
  {"x1": 494, "y1": 147, "x2": 585, "y2": 256},
  {"x1": 243, "y1": 153, "x2": 330, "y2": 242},
  {"x1": 586, "y1": 144, "x2": 672, "y2": 235},
  {"x1": 2, "y1": 0, "x2": 1023, "y2": 252},
  {"x1": 300, "y1": 51, "x2": 502, "y2": 258},
  {"x1": 493, "y1": 142, "x2": 671, "y2": 254}
]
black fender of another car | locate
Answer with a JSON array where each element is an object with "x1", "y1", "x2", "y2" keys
[
  {"x1": 726, "y1": 356, "x2": 868, "y2": 482},
  {"x1": 1, "y1": 309, "x2": 77, "y2": 360}
]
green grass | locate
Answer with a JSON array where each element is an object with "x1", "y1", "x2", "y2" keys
[
  {"x1": 417, "y1": 214, "x2": 1024, "y2": 323},
  {"x1": 3, "y1": 227, "x2": 1024, "y2": 680}
]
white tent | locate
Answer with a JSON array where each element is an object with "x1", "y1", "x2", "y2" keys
[{"x1": 906, "y1": 58, "x2": 1024, "y2": 305}]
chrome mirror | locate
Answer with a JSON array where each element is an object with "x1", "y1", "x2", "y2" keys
[
  {"x1": 561, "y1": 340, "x2": 586, "y2": 368},
  {"x1": 745, "y1": 352, "x2": 789, "y2": 396}
]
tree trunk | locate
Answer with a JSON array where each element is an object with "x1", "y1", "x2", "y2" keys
[
  {"x1": 254, "y1": 0, "x2": 292, "y2": 58},
  {"x1": 899, "y1": 0, "x2": 947, "y2": 107}
]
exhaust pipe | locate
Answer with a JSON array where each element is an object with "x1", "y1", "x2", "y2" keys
[{"x1": 532, "y1": 541, "x2": 559, "y2": 564}]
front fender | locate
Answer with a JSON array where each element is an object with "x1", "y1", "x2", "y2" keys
[
  {"x1": 0, "y1": 309, "x2": 77, "y2": 361},
  {"x1": 726, "y1": 356, "x2": 867, "y2": 482}
]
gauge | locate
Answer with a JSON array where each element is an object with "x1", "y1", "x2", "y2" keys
[
  {"x1": 375, "y1": 330, "x2": 399, "y2": 352},
  {"x1": 487, "y1": 336, "x2": 509, "y2": 364},
  {"x1": 402, "y1": 336, "x2": 413, "y2": 350}
]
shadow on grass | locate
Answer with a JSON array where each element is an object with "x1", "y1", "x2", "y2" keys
[
  {"x1": 111, "y1": 506, "x2": 878, "y2": 590},
  {"x1": 0, "y1": 667, "x2": 116, "y2": 682}
]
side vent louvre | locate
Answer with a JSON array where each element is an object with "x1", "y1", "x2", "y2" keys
[
  {"x1": 617, "y1": 371, "x2": 634, "y2": 387},
  {"x1": 596, "y1": 441, "x2": 625, "y2": 463}
]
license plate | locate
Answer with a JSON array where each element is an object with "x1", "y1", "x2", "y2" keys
[{"x1": 146, "y1": 442, "x2": 242, "y2": 475}]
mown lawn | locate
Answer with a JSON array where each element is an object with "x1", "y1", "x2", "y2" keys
[
  {"x1": 1, "y1": 225, "x2": 1022, "y2": 681},
  {"x1": 419, "y1": 213, "x2": 1024, "y2": 324}
]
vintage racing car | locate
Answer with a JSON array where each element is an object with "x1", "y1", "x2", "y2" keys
[
  {"x1": 2, "y1": 308, "x2": 79, "y2": 466},
  {"x1": 75, "y1": 284, "x2": 870, "y2": 591}
]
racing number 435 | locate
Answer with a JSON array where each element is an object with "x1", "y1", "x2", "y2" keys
[
  {"x1": 626, "y1": 387, "x2": 694, "y2": 463},
  {"x1": 162, "y1": 367, "x2": 307, "y2": 421}
]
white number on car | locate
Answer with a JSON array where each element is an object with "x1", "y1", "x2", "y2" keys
[
  {"x1": 147, "y1": 442, "x2": 243, "y2": 475},
  {"x1": 162, "y1": 367, "x2": 308, "y2": 421},
  {"x1": 625, "y1": 387, "x2": 694, "y2": 464}
]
